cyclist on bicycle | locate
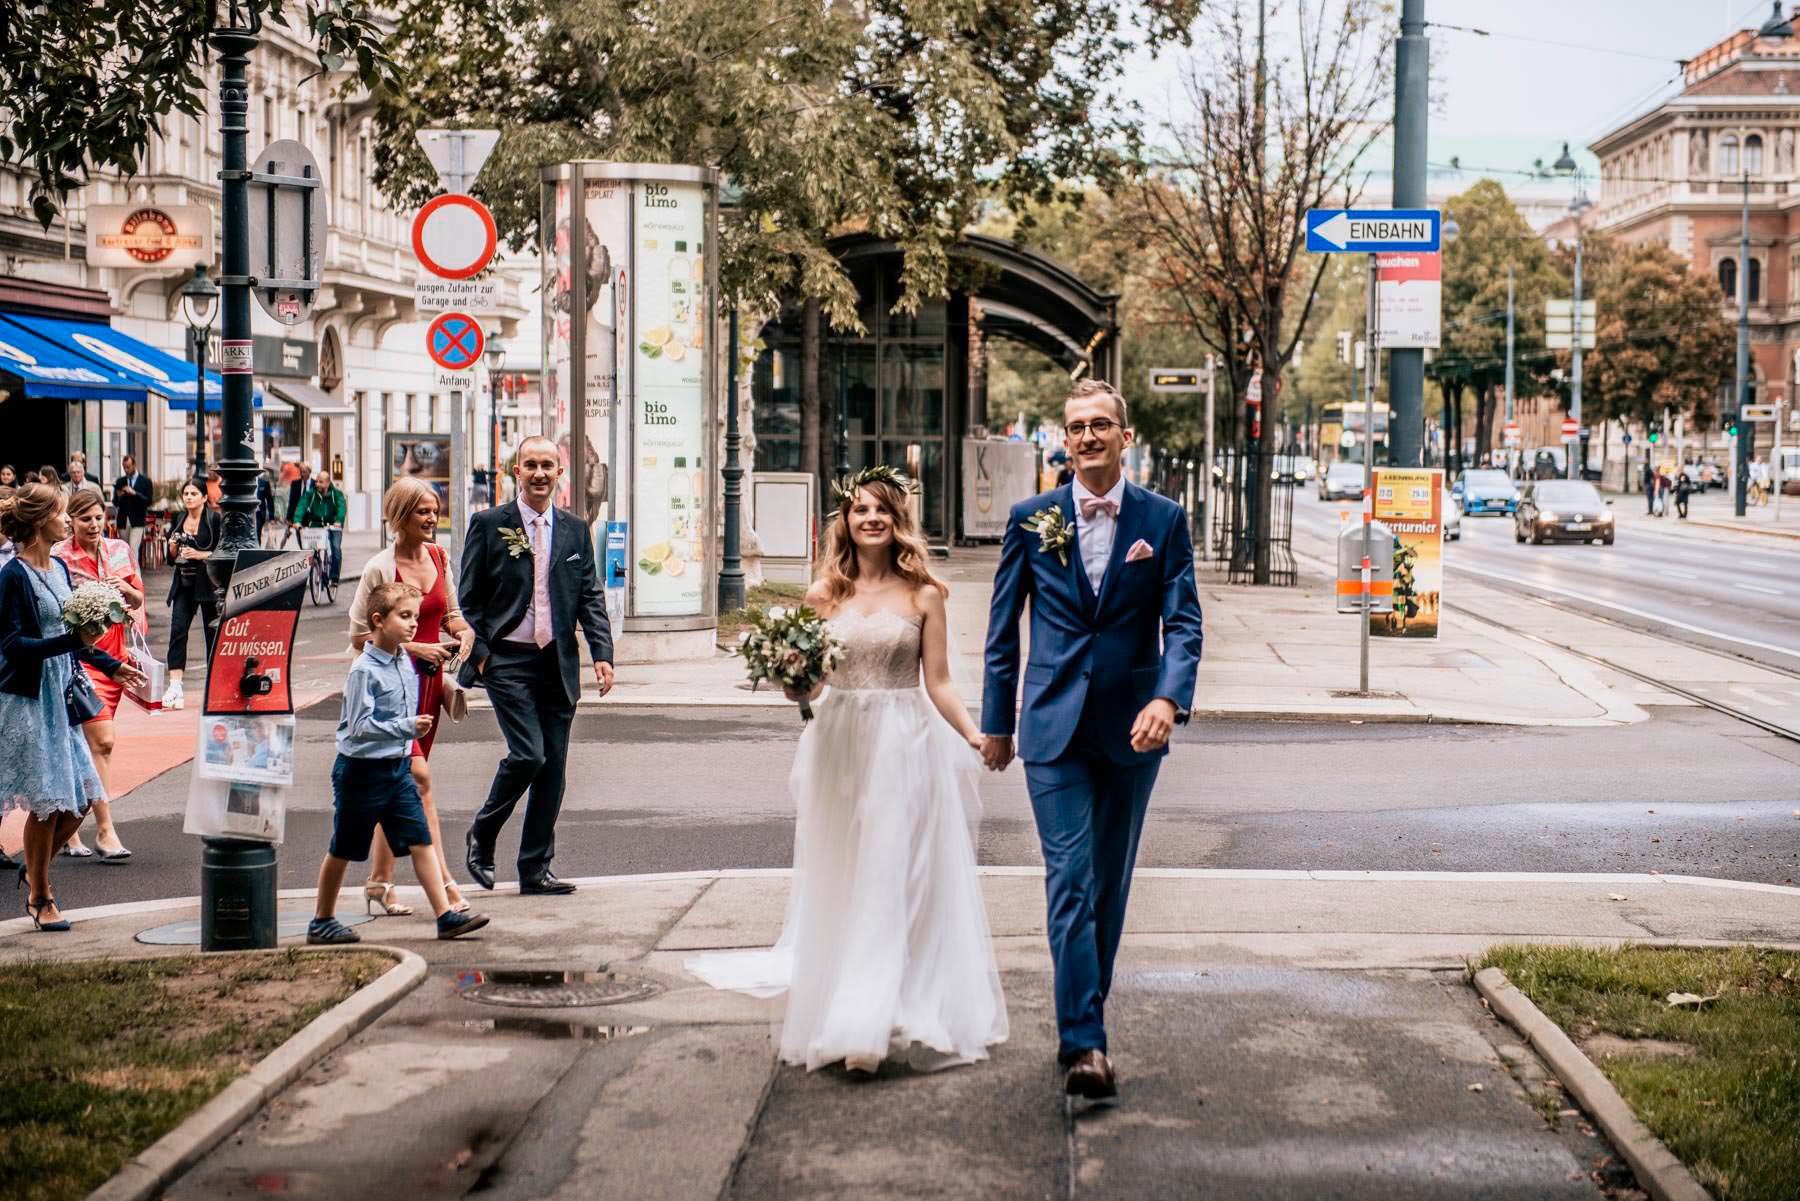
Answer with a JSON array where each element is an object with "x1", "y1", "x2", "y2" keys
[{"x1": 291, "y1": 471, "x2": 347, "y2": 584}]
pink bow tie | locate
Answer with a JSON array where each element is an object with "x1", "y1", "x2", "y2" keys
[{"x1": 1079, "y1": 496, "x2": 1119, "y2": 520}]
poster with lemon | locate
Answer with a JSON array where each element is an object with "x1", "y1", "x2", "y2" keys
[{"x1": 633, "y1": 180, "x2": 709, "y2": 616}]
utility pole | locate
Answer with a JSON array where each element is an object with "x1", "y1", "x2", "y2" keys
[
  {"x1": 1387, "y1": 0, "x2": 1428, "y2": 468},
  {"x1": 1735, "y1": 172, "x2": 1752, "y2": 516},
  {"x1": 1568, "y1": 232, "x2": 1584, "y2": 479},
  {"x1": 719, "y1": 309, "x2": 746, "y2": 613},
  {"x1": 1504, "y1": 265, "x2": 1515, "y2": 471},
  {"x1": 1202, "y1": 352, "x2": 1216, "y2": 558}
]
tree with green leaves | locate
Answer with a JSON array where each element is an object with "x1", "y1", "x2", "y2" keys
[
  {"x1": 1428, "y1": 179, "x2": 1559, "y2": 472},
  {"x1": 1580, "y1": 240, "x2": 1733, "y2": 435},
  {"x1": 1, "y1": 0, "x2": 394, "y2": 227}
]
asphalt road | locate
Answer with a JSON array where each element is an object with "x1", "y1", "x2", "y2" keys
[
  {"x1": 1291, "y1": 487, "x2": 1800, "y2": 673},
  {"x1": 52, "y1": 704, "x2": 1800, "y2": 913}
]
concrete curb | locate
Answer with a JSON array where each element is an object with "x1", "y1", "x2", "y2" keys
[
  {"x1": 1471, "y1": 966, "x2": 1712, "y2": 1201},
  {"x1": 83, "y1": 944, "x2": 428, "y2": 1201},
  {"x1": 1682, "y1": 518, "x2": 1800, "y2": 543}
]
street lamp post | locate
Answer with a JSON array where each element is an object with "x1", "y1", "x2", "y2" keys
[
  {"x1": 484, "y1": 344, "x2": 503, "y2": 508},
  {"x1": 719, "y1": 309, "x2": 746, "y2": 614},
  {"x1": 198, "y1": 2, "x2": 275, "y2": 954},
  {"x1": 1735, "y1": 171, "x2": 1752, "y2": 516},
  {"x1": 1554, "y1": 143, "x2": 1590, "y2": 481},
  {"x1": 179, "y1": 264, "x2": 218, "y2": 484}
]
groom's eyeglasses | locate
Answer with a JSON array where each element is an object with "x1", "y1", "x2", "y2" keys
[{"x1": 1064, "y1": 418, "x2": 1119, "y2": 438}]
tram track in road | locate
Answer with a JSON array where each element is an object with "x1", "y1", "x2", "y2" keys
[
  {"x1": 1287, "y1": 501, "x2": 1800, "y2": 743},
  {"x1": 1442, "y1": 596, "x2": 1800, "y2": 745}
]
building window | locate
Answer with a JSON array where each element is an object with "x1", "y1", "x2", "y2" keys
[
  {"x1": 1719, "y1": 257, "x2": 1737, "y2": 298},
  {"x1": 1746, "y1": 134, "x2": 1765, "y2": 175},
  {"x1": 1749, "y1": 256, "x2": 1762, "y2": 303},
  {"x1": 1719, "y1": 134, "x2": 1740, "y2": 177}
]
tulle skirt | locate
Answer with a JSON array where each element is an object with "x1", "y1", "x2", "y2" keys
[{"x1": 687, "y1": 685, "x2": 1008, "y2": 1071}]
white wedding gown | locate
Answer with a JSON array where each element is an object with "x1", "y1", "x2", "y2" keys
[{"x1": 687, "y1": 608, "x2": 1009, "y2": 1071}]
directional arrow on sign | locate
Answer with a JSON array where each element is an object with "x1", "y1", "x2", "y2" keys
[{"x1": 1306, "y1": 208, "x2": 1441, "y2": 253}]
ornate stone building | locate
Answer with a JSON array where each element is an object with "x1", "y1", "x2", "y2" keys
[{"x1": 1588, "y1": 11, "x2": 1800, "y2": 423}]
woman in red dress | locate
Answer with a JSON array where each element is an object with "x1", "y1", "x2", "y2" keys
[
  {"x1": 52, "y1": 487, "x2": 145, "y2": 860},
  {"x1": 347, "y1": 478, "x2": 475, "y2": 914}
]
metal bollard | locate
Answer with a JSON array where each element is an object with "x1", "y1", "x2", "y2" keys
[{"x1": 200, "y1": 837, "x2": 278, "y2": 951}]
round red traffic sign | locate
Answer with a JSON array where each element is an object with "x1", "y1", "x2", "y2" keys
[
  {"x1": 412, "y1": 194, "x2": 497, "y2": 280},
  {"x1": 1561, "y1": 418, "x2": 1579, "y2": 436},
  {"x1": 426, "y1": 312, "x2": 485, "y2": 371}
]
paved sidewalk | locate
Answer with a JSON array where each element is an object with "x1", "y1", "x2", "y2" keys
[
  {"x1": 1605, "y1": 487, "x2": 1800, "y2": 542},
  {"x1": 5, "y1": 870, "x2": 1794, "y2": 1200},
  {"x1": 491, "y1": 544, "x2": 1670, "y2": 726}
]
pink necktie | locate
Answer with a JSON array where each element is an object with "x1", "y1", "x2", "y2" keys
[
  {"x1": 1079, "y1": 495, "x2": 1118, "y2": 520},
  {"x1": 531, "y1": 515, "x2": 551, "y2": 648}
]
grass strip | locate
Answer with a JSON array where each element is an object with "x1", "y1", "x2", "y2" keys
[
  {"x1": 1479, "y1": 943, "x2": 1800, "y2": 1201},
  {"x1": 0, "y1": 950, "x2": 390, "y2": 1201},
  {"x1": 717, "y1": 581, "x2": 809, "y2": 646}
]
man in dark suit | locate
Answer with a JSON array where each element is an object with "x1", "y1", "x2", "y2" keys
[
  {"x1": 981, "y1": 379, "x2": 1204, "y2": 1101},
  {"x1": 458, "y1": 435, "x2": 614, "y2": 895},
  {"x1": 112, "y1": 455, "x2": 153, "y2": 567}
]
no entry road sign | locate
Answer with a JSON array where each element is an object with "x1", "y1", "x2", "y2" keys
[
  {"x1": 1307, "y1": 209, "x2": 1441, "y2": 254},
  {"x1": 412, "y1": 194, "x2": 497, "y2": 280},
  {"x1": 426, "y1": 311, "x2": 485, "y2": 372}
]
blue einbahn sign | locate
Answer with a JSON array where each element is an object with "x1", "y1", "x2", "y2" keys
[{"x1": 1306, "y1": 209, "x2": 1440, "y2": 254}]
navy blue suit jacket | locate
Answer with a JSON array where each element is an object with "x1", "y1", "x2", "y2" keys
[{"x1": 981, "y1": 481, "x2": 1204, "y2": 765}]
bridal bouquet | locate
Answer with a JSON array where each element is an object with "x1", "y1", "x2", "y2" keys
[
  {"x1": 737, "y1": 605, "x2": 845, "y2": 721},
  {"x1": 62, "y1": 580, "x2": 129, "y2": 637}
]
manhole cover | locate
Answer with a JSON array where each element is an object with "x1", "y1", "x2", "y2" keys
[
  {"x1": 453, "y1": 966, "x2": 660, "y2": 1008},
  {"x1": 136, "y1": 909, "x2": 374, "y2": 946}
]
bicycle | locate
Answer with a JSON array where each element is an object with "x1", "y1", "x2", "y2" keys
[{"x1": 298, "y1": 527, "x2": 336, "y2": 606}]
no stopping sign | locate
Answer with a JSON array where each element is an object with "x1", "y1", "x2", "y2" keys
[
  {"x1": 426, "y1": 312, "x2": 485, "y2": 372},
  {"x1": 412, "y1": 194, "x2": 497, "y2": 280}
]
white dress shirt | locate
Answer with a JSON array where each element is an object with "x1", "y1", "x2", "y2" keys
[
  {"x1": 1071, "y1": 474, "x2": 1125, "y2": 594},
  {"x1": 501, "y1": 500, "x2": 555, "y2": 645}
]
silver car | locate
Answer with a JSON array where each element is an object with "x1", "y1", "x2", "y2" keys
[{"x1": 1318, "y1": 461, "x2": 1366, "y2": 501}]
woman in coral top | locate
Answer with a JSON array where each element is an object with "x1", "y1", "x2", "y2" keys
[{"x1": 51, "y1": 487, "x2": 146, "y2": 861}]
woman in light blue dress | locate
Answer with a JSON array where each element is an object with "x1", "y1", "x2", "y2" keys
[{"x1": 0, "y1": 484, "x2": 143, "y2": 930}]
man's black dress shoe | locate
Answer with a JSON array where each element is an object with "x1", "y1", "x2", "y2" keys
[
  {"x1": 465, "y1": 830, "x2": 495, "y2": 891},
  {"x1": 519, "y1": 872, "x2": 576, "y2": 896},
  {"x1": 1064, "y1": 1049, "x2": 1117, "y2": 1099}
]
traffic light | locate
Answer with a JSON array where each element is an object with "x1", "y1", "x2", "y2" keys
[
  {"x1": 1725, "y1": 418, "x2": 1738, "y2": 438},
  {"x1": 1335, "y1": 331, "x2": 1351, "y2": 363},
  {"x1": 1647, "y1": 424, "x2": 1660, "y2": 444}
]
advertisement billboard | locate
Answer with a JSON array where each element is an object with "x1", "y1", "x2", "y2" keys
[{"x1": 1369, "y1": 467, "x2": 1444, "y2": 639}]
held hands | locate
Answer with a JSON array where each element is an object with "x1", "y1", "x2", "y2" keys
[
  {"x1": 594, "y1": 661, "x2": 614, "y2": 696},
  {"x1": 1129, "y1": 698, "x2": 1178, "y2": 753},
  {"x1": 980, "y1": 734, "x2": 1014, "y2": 772},
  {"x1": 407, "y1": 641, "x2": 454, "y2": 666}
]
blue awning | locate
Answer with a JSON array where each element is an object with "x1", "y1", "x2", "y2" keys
[
  {"x1": 0, "y1": 314, "x2": 261, "y2": 409},
  {"x1": 0, "y1": 317, "x2": 146, "y2": 403}
]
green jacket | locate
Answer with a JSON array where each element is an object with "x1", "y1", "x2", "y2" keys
[{"x1": 292, "y1": 484, "x2": 347, "y2": 527}]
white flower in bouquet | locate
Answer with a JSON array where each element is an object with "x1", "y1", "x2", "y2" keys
[
  {"x1": 735, "y1": 603, "x2": 845, "y2": 721},
  {"x1": 62, "y1": 580, "x2": 128, "y2": 636}
]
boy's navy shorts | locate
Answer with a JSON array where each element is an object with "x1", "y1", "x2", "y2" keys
[{"x1": 329, "y1": 754, "x2": 430, "y2": 861}]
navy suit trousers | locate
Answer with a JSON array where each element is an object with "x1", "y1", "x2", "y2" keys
[{"x1": 1024, "y1": 723, "x2": 1160, "y2": 1062}]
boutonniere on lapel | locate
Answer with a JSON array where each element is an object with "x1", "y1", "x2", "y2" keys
[
  {"x1": 1023, "y1": 506, "x2": 1074, "y2": 566},
  {"x1": 499, "y1": 526, "x2": 532, "y2": 559}
]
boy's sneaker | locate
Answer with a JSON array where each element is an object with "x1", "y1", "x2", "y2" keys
[
  {"x1": 306, "y1": 916, "x2": 361, "y2": 945},
  {"x1": 436, "y1": 910, "x2": 490, "y2": 940}
]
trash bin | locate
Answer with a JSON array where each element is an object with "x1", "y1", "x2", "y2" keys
[
  {"x1": 1336, "y1": 518, "x2": 1394, "y2": 615},
  {"x1": 200, "y1": 837, "x2": 278, "y2": 951}
]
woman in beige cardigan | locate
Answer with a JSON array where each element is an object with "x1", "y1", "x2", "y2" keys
[{"x1": 348, "y1": 478, "x2": 476, "y2": 915}]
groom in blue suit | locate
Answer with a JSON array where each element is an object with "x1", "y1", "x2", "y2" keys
[{"x1": 981, "y1": 378, "x2": 1204, "y2": 1099}]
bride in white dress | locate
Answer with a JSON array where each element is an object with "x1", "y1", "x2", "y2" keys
[{"x1": 688, "y1": 467, "x2": 1008, "y2": 1076}]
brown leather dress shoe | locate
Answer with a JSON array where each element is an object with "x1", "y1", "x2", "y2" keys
[{"x1": 1063, "y1": 1049, "x2": 1117, "y2": 1099}]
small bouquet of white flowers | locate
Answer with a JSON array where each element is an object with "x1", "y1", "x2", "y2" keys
[
  {"x1": 62, "y1": 579, "x2": 129, "y2": 637},
  {"x1": 737, "y1": 604, "x2": 845, "y2": 721}
]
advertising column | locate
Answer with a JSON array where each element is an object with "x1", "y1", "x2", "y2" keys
[
  {"x1": 1368, "y1": 467, "x2": 1444, "y2": 638},
  {"x1": 630, "y1": 180, "x2": 709, "y2": 617}
]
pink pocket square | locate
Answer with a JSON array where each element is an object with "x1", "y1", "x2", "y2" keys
[{"x1": 1125, "y1": 538, "x2": 1154, "y2": 563}]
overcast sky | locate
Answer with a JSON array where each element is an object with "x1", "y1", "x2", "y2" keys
[{"x1": 1121, "y1": 0, "x2": 1784, "y2": 199}]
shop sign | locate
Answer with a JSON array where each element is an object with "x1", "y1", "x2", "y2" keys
[
  {"x1": 86, "y1": 204, "x2": 212, "y2": 268},
  {"x1": 252, "y1": 335, "x2": 317, "y2": 378}
]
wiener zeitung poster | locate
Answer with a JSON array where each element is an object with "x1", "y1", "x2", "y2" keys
[
  {"x1": 203, "y1": 550, "x2": 309, "y2": 713},
  {"x1": 631, "y1": 180, "x2": 707, "y2": 617},
  {"x1": 1369, "y1": 468, "x2": 1443, "y2": 639}
]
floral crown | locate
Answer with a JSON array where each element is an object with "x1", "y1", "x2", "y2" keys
[{"x1": 832, "y1": 464, "x2": 913, "y2": 511}]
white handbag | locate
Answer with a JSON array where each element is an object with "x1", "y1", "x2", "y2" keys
[{"x1": 122, "y1": 625, "x2": 168, "y2": 714}]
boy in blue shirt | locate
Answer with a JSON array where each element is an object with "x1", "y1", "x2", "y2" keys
[{"x1": 309, "y1": 581, "x2": 489, "y2": 943}]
